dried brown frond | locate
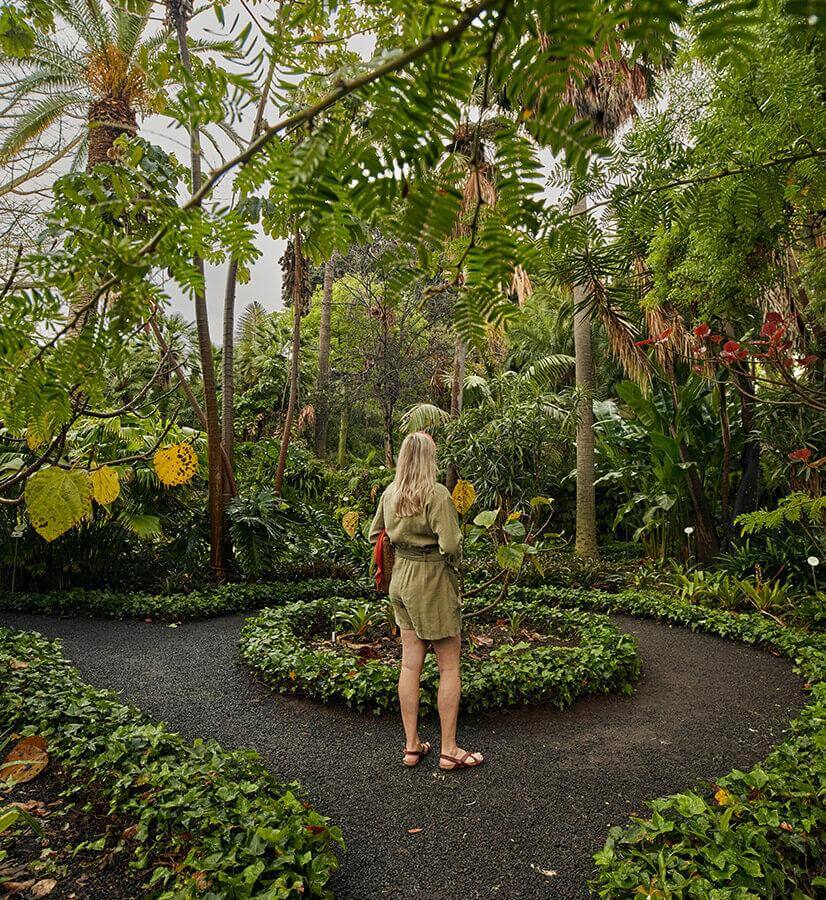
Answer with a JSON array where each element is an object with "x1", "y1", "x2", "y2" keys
[
  {"x1": 590, "y1": 278, "x2": 652, "y2": 388},
  {"x1": 509, "y1": 265, "x2": 533, "y2": 306},
  {"x1": 86, "y1": 44, "x2": 150, "y2": 110},
  {"x1": 297, "y1": 404, "x2": 315, "y2": 432}
]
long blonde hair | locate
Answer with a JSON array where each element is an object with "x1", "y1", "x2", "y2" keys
[{"x1": 393, "y1": 432, "x2": 437, "y2": 517}]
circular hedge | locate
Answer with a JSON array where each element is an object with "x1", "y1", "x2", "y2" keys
[{"x1": 239, "y1": 593, "x2": 641, "y2": 715}]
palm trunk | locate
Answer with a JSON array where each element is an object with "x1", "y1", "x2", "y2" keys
[
  {"x1": 172, "y1": 10, "x2": 225, "y2": 580},
  {"x1": 572, "y1": 196, "x2": 599, "y2": 560},
  {"x1": 275, "y1": 232, "x2": 304, "y2": 496},
  {"x1": 315, "y1": 252, "x2": 336, "y2": 458},
  {"x1": 69, "y1": 96, "x2": 138, "y2": 334}
]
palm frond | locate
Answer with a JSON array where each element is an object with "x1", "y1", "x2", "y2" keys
[
  {"x1": 399, "y1": 403, "x2": 451, "y2": 434},
  {"x1": 0, "y1": 91, "x2": 85, "y2": 162}
]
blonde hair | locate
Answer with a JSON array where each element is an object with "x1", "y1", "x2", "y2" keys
[{"x1": 393, "y1": 432, "x2": 437, "y2": 517}]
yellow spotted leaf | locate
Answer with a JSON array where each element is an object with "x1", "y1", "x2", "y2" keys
[
  {"x1": 90, "y1": 466, "x2": 120, "y2": 505},
  {"x1": 342, "y1": 510, "x2": 359, "y2": 538},
  {"x1": 451, "y1": 479, "x2": 476, "y2": 515},
  {"x1": 154, "y1": 443, "x2": 198, "y2": 487},
  {"x1": 24, "y1": 467, "x2": 93, "y2": 542},
  {"x1": 714, "y1": 788, "x2": 733, "y2": 806},
  {"x1": 506, "y1": 510, "x2": 522, "y2": 522}
]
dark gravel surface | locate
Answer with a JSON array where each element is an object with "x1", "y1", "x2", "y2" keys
[{"x1": 0, "y1": 611, "x2": 805, "y2": 900}]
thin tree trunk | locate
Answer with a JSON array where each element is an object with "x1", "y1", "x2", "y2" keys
[
  {"x1": 719, "y1": 381, "x2": 731, "y2": 541},
  {"x1": 172, "y1": 12, "x2": 225, "y2": 580},
  {"x1": 315, "y1": 252, "x2": 336, "y2": 458},
  {"x1": 222, "y1": 258, "x2": 238, "y2": 471},
  {"x1": 382, "y1": 404, "x2": 395, "y2": 467},
  {"x1": 446, "y1": 334, "x2": 467, "y2": 489},
  {"x1": 221, "y1": 55, "x2": 276, "y2": 476},
  {"x1": 337, "y1": 406, "x2": 349, "y2": 467},
  {"x1": 572, "y1": 197, "x2": 599, "y2": 560},
  {"x1": 275, "y1": 232, "x2": 304, "y2": 496}
]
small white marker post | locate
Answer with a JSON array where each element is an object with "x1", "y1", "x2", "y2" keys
[
  {"x1": 807, "y1": 556, "x2": 819, "y2": 593},
  {"x1": 684, "y1": 526, "x2": 694, "y2": 566}
]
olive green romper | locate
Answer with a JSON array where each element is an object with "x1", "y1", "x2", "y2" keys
[{"x1": 369, "y1": 482, "x2": 463, "y2": 641}]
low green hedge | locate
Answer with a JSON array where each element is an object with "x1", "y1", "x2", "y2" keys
[
  {"x1": 509, "y1": 585, "x2": 826, "y2": 899},
  {"x1": 0, "y1": 575, "x2": 367, "y2": 621},
  {"x1": 239, "y1": 593, "x2": 641, "y2": 715},
  {"x1": 1, "y1": 627, "x2": 343, "y2": 898}
]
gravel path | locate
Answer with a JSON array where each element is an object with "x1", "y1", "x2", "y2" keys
[{"x1": 0, "y1": 611, "x2": 804, "y2": 899}]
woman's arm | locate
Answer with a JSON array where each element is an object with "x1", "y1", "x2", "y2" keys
[
  {"x1": 428, "y1": 490, "x2": 462, "y2": 559},
  {"x1": 368, "y1": 491, "x2": 385, "y2": 545}
]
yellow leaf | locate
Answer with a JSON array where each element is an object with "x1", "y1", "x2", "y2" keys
[
  {"x1": 451, "y1": 479, "x2": 476, "y2": 515},
  {"x1": 154, "y1": 443, "x2": 198, "y2": 487},
  {"x1": 24, "y1": 467, "x2": 93, "y2": 542},
  {"x1": 714, "y1": 788, "x2": 733, "y2": 806},
  {"x1": 506, "y1": 510, "x2": 522, "y2": 522},
  {"x1": 342, "y1": 510, "x2": 359, "y2": 538},
  {"x1": 90, "y1": 466, "x2": 120, "y2": 505}
]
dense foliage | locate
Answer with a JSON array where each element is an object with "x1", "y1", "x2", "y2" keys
[
  {"x1": 0, "y1": 628, "x2": 343, "y2": 897},
  {"x1": 240, "y1": 591, "x2": 640, "y2": 714}
]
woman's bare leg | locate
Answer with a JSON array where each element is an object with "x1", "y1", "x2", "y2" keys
[
  {"x1": 399, "y1": 629, "x2": 427, "y2": 760},
  {"x1": 433, "y1": 635, "x2": 483, "y2": 767}
]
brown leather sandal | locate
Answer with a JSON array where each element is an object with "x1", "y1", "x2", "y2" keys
[
  {"x1": 439, "y1": 751, "x2": 484, "y2": 771},
  {"x1": 403, "y1": 741, "x2": 432, "y2": 767}
]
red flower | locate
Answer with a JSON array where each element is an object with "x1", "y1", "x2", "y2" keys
[
  {"x1": 709, "y1": 334, "x2": 724, "y2": 344},
  {"x1": 721, "y1": 339, "x2": 748, "y2": 362},
  {"x1": 693, "y1": 323, "x2": 711, "y2": 339},
  {"x1": 788, "y1": 448, "x2": 812, "y2": 462}
]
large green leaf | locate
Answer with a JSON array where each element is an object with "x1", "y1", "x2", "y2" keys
[{"x1": 24, "y1": 467, "x2": 93, "y2": 542}]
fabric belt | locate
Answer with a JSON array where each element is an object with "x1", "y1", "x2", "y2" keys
[{"x1": 394, "y1": 545, "x2": 443, "y2": 562}]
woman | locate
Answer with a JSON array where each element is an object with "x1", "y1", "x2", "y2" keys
[{"x1": 369, "y1": 431, "x2": 484, "y2": 771}]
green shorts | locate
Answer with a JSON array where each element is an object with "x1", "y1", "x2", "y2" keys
[{"x1": 389, "y1": 553, "x2": 461, "y2": 641}]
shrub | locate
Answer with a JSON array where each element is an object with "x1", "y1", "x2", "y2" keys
[
  {"x1": 507, "y1": 584, "x2": 826, "y2": 899},
  {"x1": 240, "y1": 592, "x2": 641, "y2": 715},
  {"x1": 0, "y1": 628, "x2": 343, "y2": 897},
  {"x1": 0, "y1": 574, "x2": 366, "y2": 621}
]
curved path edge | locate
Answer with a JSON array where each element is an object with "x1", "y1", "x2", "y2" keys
[{"x1": 0, "y1": 611, "x2": 804, "y2": 899}]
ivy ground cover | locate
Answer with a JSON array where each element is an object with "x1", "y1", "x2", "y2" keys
[
  {"x1": 239, "y1": 592, "x2": 641, "y2": 715},
  {"x1": 0, "y1": 628, "x2": 343, "y2": 898},
  {"x1": 507, "y1": 585, "x2": 825, "y2": 899}
]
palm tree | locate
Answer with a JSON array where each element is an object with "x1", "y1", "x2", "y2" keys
[
  {"x1": 0, "y1": 0, "x2": 161, "y2": 172},
  {"x1": 563, "y1": 48, "x2": 654, "y2": 560}
]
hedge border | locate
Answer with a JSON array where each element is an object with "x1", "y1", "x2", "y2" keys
[
  {"x1": 507, "y1": 585, "x2": 826, "y2": 899},
  {"x1": 239, "y1": 593, "x2": 641, "y2": 715},
  {"x1": 0, "y1": 574, "x2": 367, "y2": 622},
  {"x1": 0, "y1": 627, "x2": 344, "y2": 898}
]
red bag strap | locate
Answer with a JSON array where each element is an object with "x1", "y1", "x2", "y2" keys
[{"x1": 374, "y1": 529, "x2": 387, "y2": 591}]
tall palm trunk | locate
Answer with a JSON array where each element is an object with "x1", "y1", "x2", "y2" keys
[
  {"x1": 170, "y1": 4, "x2": 225, "y2": 580},
  {"x1": 315, "y1": 252, "x2": 336, "y2": 458},
  {"x1": 275, "y1": 231, "x2": 305, "y2": 496},
  {"x1": 572, "y1": 196, "x2": 599, "y2": 559},
  {"x1": 69, "y1": 96, "x2": 137, "y2": 334}
]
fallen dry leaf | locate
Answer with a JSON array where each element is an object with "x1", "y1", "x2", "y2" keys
[
  {"x1": 407, "y1": 827, "x2": 423, "y2": 834},
  {"x1": 470, "y1": 634, "x2": 494, "y2": 647},
  {"x1": 9, "y1": 659, "x2": 29, "y2": 670},
  {"x1": 2, "y1": 735, "x2": 49, "y2": 784},
  {"x1": 193, "y1": 872, "x2": 210, "y2": 890},
  {"x1": 31, "y1": 879, "x2": 58, "y2": 897},
  {"x1": 530, "y1": 864, "x2": 558, "y2": 877},
  {"x1": 3, "y1": 880, "x2": 37, "y2": 894},
  {"x1": 10, "y1": 799, "x2": 48, "y2": 816},
  {"x1": 122, "y1": 824, "x2": 139, "y2": 840}
]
